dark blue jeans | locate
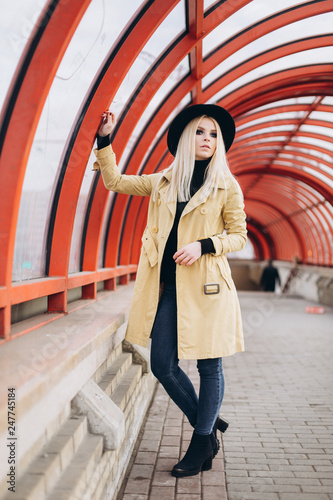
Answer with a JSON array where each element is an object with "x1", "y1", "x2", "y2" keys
[{"x1": 150, "y1": 284, "x2": 225, "y2": 435}]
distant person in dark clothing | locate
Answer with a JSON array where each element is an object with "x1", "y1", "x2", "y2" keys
[{"x1": 260, "y1": 260, "x2": 281, "y2": 292}]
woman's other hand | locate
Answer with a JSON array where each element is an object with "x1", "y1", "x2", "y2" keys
[
  {"x1": 173, "y1": 242, "x2": 202, "y2": 266},
  {"x1": 98, "y1": 111, "x2": 117, "y2": 137}
]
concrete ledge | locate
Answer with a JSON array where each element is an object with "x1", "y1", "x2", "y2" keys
[
  {"x1": 72, "y1": 379, "x2": 125, "y2": 450},
  {"x1": 0, "y1": 284, "x2": 135, "y2": 496},
  {"x1": 123, "y1": 340, "x2": 151, "y2": 373}
]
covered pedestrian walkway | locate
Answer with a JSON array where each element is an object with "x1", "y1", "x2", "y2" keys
[
  {"x1": 119, "y1": 292, "x2": 333, "y2": 500},
  {"x1": 0, "y1": 1, "x2": 332, "y2": 499}
]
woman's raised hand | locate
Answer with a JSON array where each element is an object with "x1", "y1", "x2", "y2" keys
[{"x1": 98, "y1": 111, "x2": 117, "y2": 137}]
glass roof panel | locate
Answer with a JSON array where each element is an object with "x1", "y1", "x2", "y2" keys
[
  {"x1": 243, "y1": 97, "x2": 315, "y2": 115},
  {"x1": 206, "y1": 47, "x2": 333, "y2": 103},
  {"x1": 278, "y1": 153, "x2": 332, "y2": 174},
  {"x1": 285, "y1": 144, "x2": 333, "y2": 165},
  {"x1": 302, "y1": 167, "x2": 333, "y2": 189},
  {"x1": 237, "y1": 125, "x2": 294, "y2": 140},
  {"x1": 234, "y1": 136, "x2": 288, "y2": 145},
  {"x1": 204, "y1": 0, "x2": 219, "y2": 11},
  {"x1": 237, "y1": 112, "x2": 304, "y2": 130},
  {"x1": 300, "y1": 124, "x2": 333, "y2": 139},
  {"x1": 322, "y1": 96, "x2": 333, "y2": 106},
  {"x1": 0, "y1": 0, "x2": 48, "y2": 113},
  {"x1": 292, "y1": 135, "x2": 333, "y2": 152},
  {"x1": 202, "y1": 0, "x2": 316, "y2": 57},
  {"x1": 203, "y1": 12, "x2": 333, "y2": 80},
  {"x1": 309, "y1": 111, "x2": 333, "y2": 123}
]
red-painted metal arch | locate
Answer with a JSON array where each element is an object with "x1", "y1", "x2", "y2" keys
[
  {"x1": 246, "y1": 197, "x2": 306, "y2": 261},
  {"x1": 50, "y1": 0, "x2": 252, "y2": 282},
  {"x1": 93, "y1": 0, "x2": 252, "y2": 270},
  {"x1": 107, "y1": 2, "x2": 333, "y2": 270},
  {"x1": 1, "y1": 0, "x2": 333, "y2": 342},
  {"x1": 49, "y1": 0, "x2": 181, "y2": 280}
]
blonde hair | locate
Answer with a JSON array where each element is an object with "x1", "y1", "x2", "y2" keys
[{"x1": 155, "y1": 115, "x2": 241, "y2": 203}]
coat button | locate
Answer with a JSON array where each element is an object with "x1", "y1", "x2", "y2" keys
[
  {"x1": 151, "y1": 226, "x2": 158, "y2": 234},
  {"x1": 157, "y1": 199, "x2": 161, "y2": 206},
  {"x1": 200, "y1": 207, "x2": 208, "y2": 214}
]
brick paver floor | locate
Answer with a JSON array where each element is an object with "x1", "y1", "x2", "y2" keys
[{"x1": 119, "y1": 292, "x2": 333, "y2": 500}]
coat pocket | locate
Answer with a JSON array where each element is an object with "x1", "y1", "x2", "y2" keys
[
  {"x1": 217, "y1": 257, "x2": 232, "y2": 290},
  {"x1": 141, "y1": 228, "x2": 158, "y2": 267}
]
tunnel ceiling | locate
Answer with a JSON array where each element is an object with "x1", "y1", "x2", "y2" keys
[{"x1": 0, "y1": 0, "x2": 332, "y2": 339}]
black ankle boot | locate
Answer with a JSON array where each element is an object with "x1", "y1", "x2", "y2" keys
[
  {"x1": 171, "y1": 431, "x2": 213, "y2": 477},
  {"x1": 216, "y1": 416, "x2": 229, "y2": 433},
  {"x1": 211, "y1": 416, "x2": 229, "y2": 458}
]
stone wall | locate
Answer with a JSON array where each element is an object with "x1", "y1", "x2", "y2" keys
[{"x1": 0, "y1": 284, "x2": 156, "y2": 500}]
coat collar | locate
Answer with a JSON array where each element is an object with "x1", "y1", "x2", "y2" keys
[
  {"x1": 158, "y1": 170, "x2": 233, "y2": 217},
  {"x1": 162, "y1": 169, "x2": 232, "y2": 190}
]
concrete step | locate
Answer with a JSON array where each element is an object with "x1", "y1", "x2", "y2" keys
[
  {"x1": 46, "y1": 433, "x2": 103, "y2": 500},
  {"x1": 2, "y1": 416, "x2": 88, "y2": 500},
  {"x1": 98, "y1": 352, "x2": 132, "y2": 396},
  {"x1": 111, "y1": 364, "x2": 142, "y2": 412}
]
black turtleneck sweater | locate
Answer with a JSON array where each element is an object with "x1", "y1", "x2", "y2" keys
[
  {"x1": 160, "y1": 158, "x2": 215, "y2": 285},
  {"x1": 97, "y1": 135, "x2": 215, "y2": 285}
]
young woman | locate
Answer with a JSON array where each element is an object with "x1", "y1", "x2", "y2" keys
[{"x1": 94, "y1": 104, "x2": 247, "y2": 478}]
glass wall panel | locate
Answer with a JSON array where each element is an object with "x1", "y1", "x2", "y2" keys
[
  {"x1": 12, "y1": 0, "x2": 144, "y2": 280},
  {"x1": 228, "y1": 239, "x2": 255, "y2": 260},
  {"x1": 0, "y1": 0, "x2": 48, "y2": 113},
  {"x1": 69, "y1": 1, "x2": 186, "y2": 272},
  {"x1": 119, "y1": 57, "x2": 190, "y2": 173},
  {"x1": 97, "y1": 93, "x2": 192, "y2": 268},
  {"x1": 68, "y1": 149, "x2": 99, "y2": 273},
  {"x1": 138, "y1": 92, "x2": 192, "y2": 174},
  {"x1": 97, "y1": 192, "x2": 115, "y2": 269},
  {"x1": 113, "y1": 0, "x2": 186, "y2": 171}
]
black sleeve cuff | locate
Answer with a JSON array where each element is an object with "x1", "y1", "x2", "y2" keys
[
  {"x1": 199, "y1": 238, "x2": 215, "y2": 255},
  {"x1": 97, "y1": 134, "x2": 111, "y2": 150}
]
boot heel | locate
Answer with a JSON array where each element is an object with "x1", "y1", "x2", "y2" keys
[
  {"x1": 202, "y1": 454, "x2": 213, "y2": 471},
  {"x1": 217, "y1": 417, "x2": 229, "y2": 433}
]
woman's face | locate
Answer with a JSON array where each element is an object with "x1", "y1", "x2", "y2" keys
[{"x1": 195, "y1": 117, "x2": 217, "y2": 161}]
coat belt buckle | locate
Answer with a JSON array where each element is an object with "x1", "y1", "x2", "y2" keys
[{"x1": 204, "y1": 283, "x2": 220, "y2": 295}]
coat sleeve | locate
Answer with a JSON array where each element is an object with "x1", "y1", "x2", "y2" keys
[
  {"x1": 210, "y1": 181, "x2": 247, "y2": 256},
  {"x1": 93, "y1": 144, "x2": 153, "y2": 196}
]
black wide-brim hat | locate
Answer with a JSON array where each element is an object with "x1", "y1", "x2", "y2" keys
[{"x1": 167, "y1": 104, "x2": 235, "y2": 156}]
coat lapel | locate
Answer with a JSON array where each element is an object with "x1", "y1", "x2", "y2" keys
[
  {"x1": 159, "y1": 172, "x2": 176, "y2": 217},
  {"x1": 181, "y1": 188, "x2": 207, "y2": 217},
  {"x1": 159, "y1": 171, "x2": 232, "y2": 219}
]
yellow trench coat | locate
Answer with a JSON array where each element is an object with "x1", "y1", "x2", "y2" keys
[{"x1": 93, "y1": 145, "x2": 247, "y2": 359}]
